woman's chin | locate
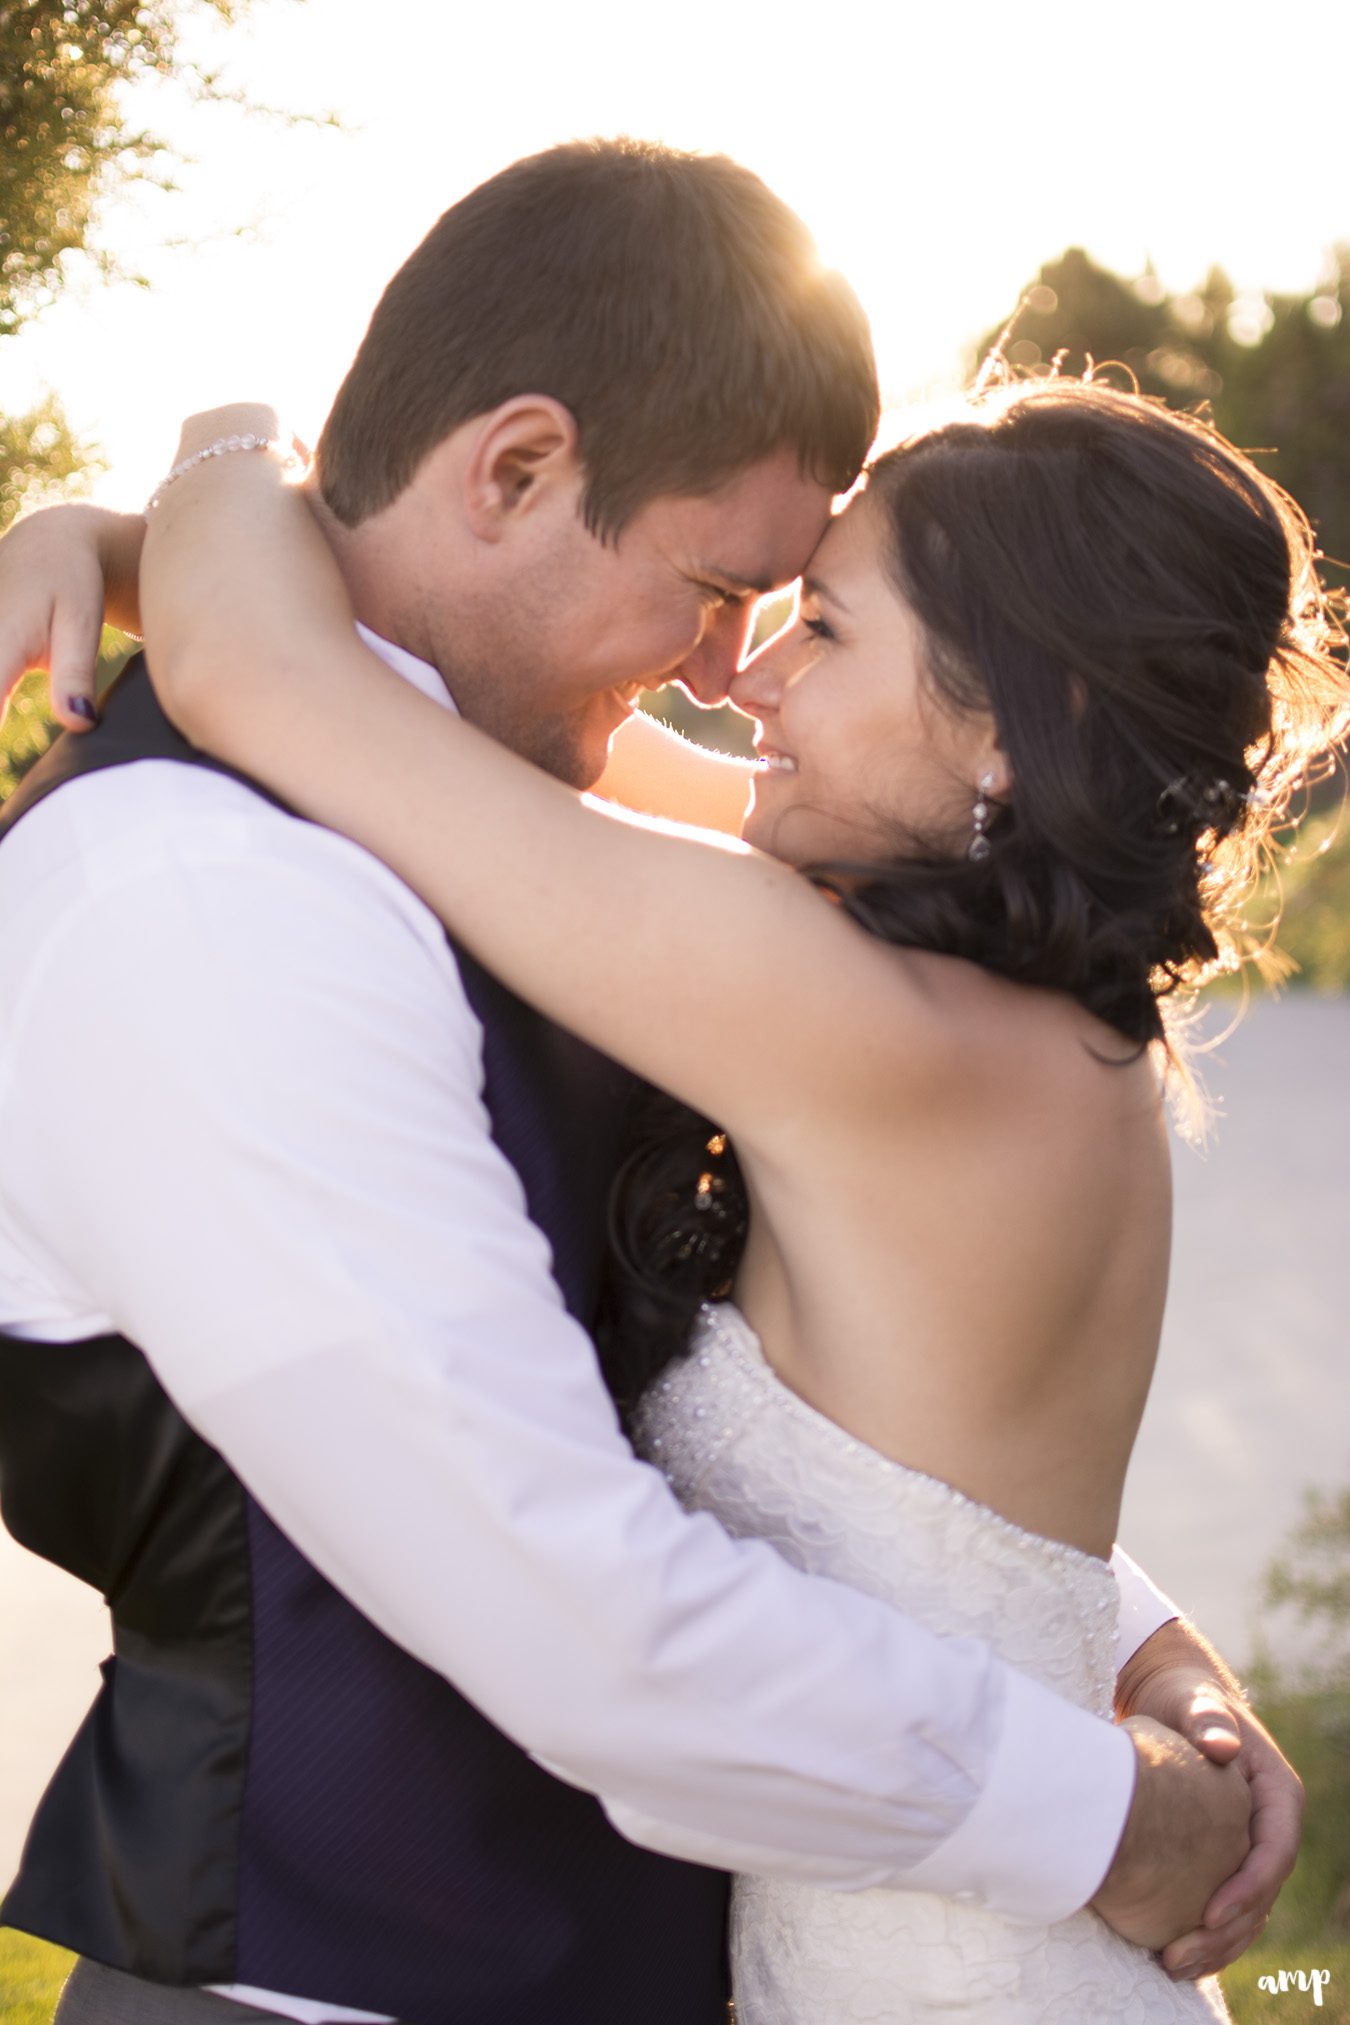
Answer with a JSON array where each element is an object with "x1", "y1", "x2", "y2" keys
[
  {"x1": 741, "y1": 801, "x2": 799, "y2": 866},
  {"x1": 739, "y1": 798, "x2": 770, "y2": 854}
]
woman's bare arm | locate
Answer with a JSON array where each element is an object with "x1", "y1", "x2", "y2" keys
[
  {"x1": 142, "y1": 445, "x2": 945, "y2": 1147},
  {"x1": 594, "y1": 706, "x2": 756, "y2": 835}
]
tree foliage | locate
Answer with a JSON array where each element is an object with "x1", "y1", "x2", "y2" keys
[
  {"x1": 1260, "y1": 1487, "x2": 1350, "y2": 1693},
  {"x1": 975, "y1": 246, "x2": 1350, "y2": 597},
  {"x1": 0, "y1": 0, "x2": 252, "y2": 531},
  {"x1": 0, "y1": 388, "x2": 92, "y2": 524},
  {"x1": 0, "y1": 0, "x2": 241, "y2": 336}
]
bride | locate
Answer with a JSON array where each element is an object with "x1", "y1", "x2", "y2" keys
[{"x1": 45, "y1": 378, "x2": 1350, "y2": 2019}]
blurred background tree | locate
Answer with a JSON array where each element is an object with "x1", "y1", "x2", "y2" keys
[
  {"x1": 1225, "y1": 1487, "x2": 1350, "y2": 2021},
  {"x1": 1259, "y1": 1486, "x2": 1350, "y2": 1694},
  {"x1": 0, "y1": 0, "x2": 263, "y2": 526},
  {"x1": 974, "y1": 245, "x2": 1350, "y2": 599},
  {"x1": 0, "y1": 0, "x2": 308, "y2": 793}
]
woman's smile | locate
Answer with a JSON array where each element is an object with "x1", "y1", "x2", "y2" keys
[
  {"x1": 731, "y1": 495, "x2": 998, "y2": 868},
  {"x1": 753, "y1": 743, "x2": 799, "y2": 775}
]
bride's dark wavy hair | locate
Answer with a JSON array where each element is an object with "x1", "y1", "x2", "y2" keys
[{"x1": 596, "y1": 376, "x2": 1350, "y2": 1411}]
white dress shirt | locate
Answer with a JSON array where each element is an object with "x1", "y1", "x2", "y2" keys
[{"x1": 0, "y1": 630, "x2": 1177, "y2": 2024}]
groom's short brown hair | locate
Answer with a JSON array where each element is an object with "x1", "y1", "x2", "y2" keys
[{"x1": 316, "y1": 138, "x2": 878, "y2": 539}]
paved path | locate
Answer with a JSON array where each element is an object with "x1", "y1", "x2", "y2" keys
[
  {"x1": 1, "y1": 996, "x2": 1346, "y2": 1882},
  {"x1": 1118, "y1": 993, "x2": 1349, "y2": 1663}
]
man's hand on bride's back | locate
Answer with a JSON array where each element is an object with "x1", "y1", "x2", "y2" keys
[
  {"x1": 1090, "y1": 1714, "x2": 1252, "y2": 1955},
  {"x1": 0, "y1": 502, "x2": 145, "y2": 731}
]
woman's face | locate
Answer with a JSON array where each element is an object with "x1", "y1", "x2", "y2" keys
[{"x1": 729, "y1": 493, "x2": 1004, "y2": 868}]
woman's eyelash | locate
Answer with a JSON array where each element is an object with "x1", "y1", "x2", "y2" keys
[{"x1": 802, "y1": 614, "x2": 835, "y2": 641}]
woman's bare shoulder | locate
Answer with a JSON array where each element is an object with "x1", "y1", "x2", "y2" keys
[{"x1": 880, "y1": 947, "x2": 1164, "y2": 1125}]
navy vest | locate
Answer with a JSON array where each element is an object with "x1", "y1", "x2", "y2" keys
[{"x1": 0, "y1": 658, "x2": 729, "y2": 2023}]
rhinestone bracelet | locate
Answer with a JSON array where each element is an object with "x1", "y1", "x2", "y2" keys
[{"x1": 145, "y1": 433, "x2": 300, "y2": 515}]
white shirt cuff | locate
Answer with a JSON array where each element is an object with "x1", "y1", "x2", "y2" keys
[
  {"x1": 896, "y1": 1664, "x2": 1138, "y2": 1925},
  {"x1": 1111, "y1": 1544, "x2": 1182, "y2": 1671}
]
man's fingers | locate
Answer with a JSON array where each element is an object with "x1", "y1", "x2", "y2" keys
[
  {"x1": 47, "y1": 593, "x2": 105, "y2": 731},
  {"x1": 1163, "y1": 1911, "x2": 1268, "y2": 1979},
  {"x1": 1201, "y1": 1760, "x2": 1301, "y2": 1931},
  {"x1": 1176, "y1": 1687, "x2": 1242, "y2": 1763},
  {"x1": 1191, "y1": 1727, "x2": 1242, "y2": 1765},
  {"x1": 1202, "y1": 1838, "x2": 1295, "y2": 1930}
]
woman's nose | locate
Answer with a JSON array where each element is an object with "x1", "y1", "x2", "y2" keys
[{"x1": 728, "y1": 622, "x2": 795, "y2": 715}]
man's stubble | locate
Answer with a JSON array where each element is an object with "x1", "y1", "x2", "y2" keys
[{"x1": 429, "y1": 631, "x2": 603, "y2": 790}]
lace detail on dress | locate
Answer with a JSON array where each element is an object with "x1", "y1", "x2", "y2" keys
[{"x1": 634, "y1": 1303, "x2": 1231, "y2": 2024}]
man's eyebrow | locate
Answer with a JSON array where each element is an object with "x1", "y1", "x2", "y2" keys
[{"x1": 802, "y1": 574, "x2": 850, "y2": 614}]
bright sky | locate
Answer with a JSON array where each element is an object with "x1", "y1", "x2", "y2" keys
[{"x1": 5, "y1": 0, "x2": 1348, "y2": 507}]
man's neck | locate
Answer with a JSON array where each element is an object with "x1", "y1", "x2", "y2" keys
[
  {"x1": 354, "y1": 624, "x2": 458, "y2": 716},
  {"x1": 307, "y1": 483, "x2": 459, "y2": 707}
]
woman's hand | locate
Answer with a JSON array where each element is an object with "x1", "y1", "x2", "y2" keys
[
  {"x1": 0, "y1": 406, "x2": 289, "y2": 734},
  {"x1": 139, "y1": 405, "x2": 329, "y2": 748},
  {"x1": 155, "y1": 402, "x2": 297, "y2": 510},
  {"x1": 160, "y1": 403, "x2": 288, "y2": 480},
  {"x1": 0, "y1": 503, "x2": 146, "y2": 731}
]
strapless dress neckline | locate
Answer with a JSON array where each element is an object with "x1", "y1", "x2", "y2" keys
[
  {"x1": 634, "y1": 1300, "x2": 1231, "y2": 2022},
  {"x1": 692, "y1": 1300, "x2": 1112, "y2": 1580}
]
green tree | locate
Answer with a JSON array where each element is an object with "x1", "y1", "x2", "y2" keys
[
  {"x1": 0, "y1": 0, "x2": 256, "y2": 531},
  {"x1": 0, "y1": 0, "x2": 324, "y2": 794},
  {"x1": 976, "y1": 246, "x2": 1350, "y2": 596},
  {"x1": 1258, "y1": 808, "x2": 1350, "y2": 991},
  {"x1": 1222, "y1": 1489, "x2": 1350, "y2": 2022},
  {"x1": 0, "y1": 391, "x2": 88, "y2": 526},
  {"x1": 1258, "y1": 1486, "x2": 1350, "y2": 1695}
]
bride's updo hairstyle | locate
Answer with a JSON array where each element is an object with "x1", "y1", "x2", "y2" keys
[
  {"x1": 599, "y1": 378, "x2": 1350, "y2": 1407},
  {"x1": 825, "y1": 378, "x2": 1348, "y2": 1044}
]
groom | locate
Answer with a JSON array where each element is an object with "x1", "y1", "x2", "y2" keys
[{"x1": 0, "y1": 140, "x2": 1295, "y2": 2025}]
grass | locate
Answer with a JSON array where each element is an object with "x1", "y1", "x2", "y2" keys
[
  {"x1": 5, "y1": 1927, "x2": 1347, "y2": 2023},
  {"x1": 0, "y1": 1929, "x2": 73, "y2": 2024},
  {"x1": 1224, "y1": 1682, "x2": 1350, "y2": 2021},
  {"x1": 0, "y1": 1691, "x2": 1344, "y2": 2020},
  {"x1": 4, "y1": 1720, "x2": 1345, "y2": 2024},
  {"x1": 1227, "y1": 1942, "x2": 1350, "y2": 2021}
]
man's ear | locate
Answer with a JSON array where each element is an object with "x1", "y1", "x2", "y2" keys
[{"x1": 463, "y1": 396, "x2": 581, "y2": 542}]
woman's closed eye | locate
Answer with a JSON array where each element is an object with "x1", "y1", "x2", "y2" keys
[{"x1": 802, "y1": 613, "x2": 836, "y2": 642}]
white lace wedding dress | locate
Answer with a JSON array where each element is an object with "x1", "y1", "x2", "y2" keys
[{"x1": 634, "y1": 1302, "x2": 1231, "y2": 2023}]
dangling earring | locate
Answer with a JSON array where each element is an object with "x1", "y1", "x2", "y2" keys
[{"x1": 968, "y1": 772, "x2": 996, "y2": 862}]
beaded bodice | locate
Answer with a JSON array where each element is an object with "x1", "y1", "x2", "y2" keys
[
  {"x1": 634, "y1": 1303, "x2": 1232, "y2": 2024},
  {"x1": 636, "y1": 1302, "x2": 1120, "y2": 1715}
]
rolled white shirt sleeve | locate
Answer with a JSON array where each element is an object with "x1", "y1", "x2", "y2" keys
[
  {"x1": 1111, "y1": 1545, "x2": 1182, "y2": 1670},
  {"x1": 0, "y1": 761, "x2": 1137, "y2": 1923}
]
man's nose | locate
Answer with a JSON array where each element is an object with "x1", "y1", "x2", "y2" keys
[{"x1": 679, "y1": 601, "x2": 759, "y2": 708}]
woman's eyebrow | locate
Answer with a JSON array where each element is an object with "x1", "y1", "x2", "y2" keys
[{"x1": 802, "y1": 574, "x2": 850, "y2": 615}]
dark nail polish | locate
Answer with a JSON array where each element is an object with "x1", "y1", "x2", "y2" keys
[{"x1": 67, "y1": 697, "x2": 97, "y2": 724}]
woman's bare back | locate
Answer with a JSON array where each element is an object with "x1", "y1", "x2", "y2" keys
[{"x1": 733, "y1": 950, "x2": 1174, "y2": 1561}]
